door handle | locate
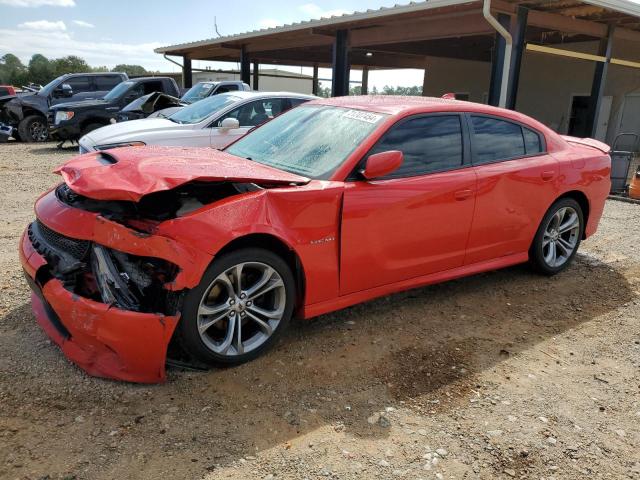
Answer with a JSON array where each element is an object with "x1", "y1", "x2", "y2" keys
[
  {"x1": 454, "y1": 189, "x2": 473, "y2": 201},
  {"x1": 541, "y1": 170, "x2": 555, "y2": 181}
]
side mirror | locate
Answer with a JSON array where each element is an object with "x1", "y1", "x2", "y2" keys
[
  {"x1": 219, "y1": 117, "x2": 240, "y2": 131},
  {"x1": 61, "y1": 83, "x2": 73, "y2": 97},
  {"x1": 361, "y1": 150, "x2": 403, "y2": 180}
]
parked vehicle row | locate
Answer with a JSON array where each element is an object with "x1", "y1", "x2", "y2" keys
[
  {"x1": 19, "y1": 95, "x2": 612, "y2": 383},
  {"x1": 48, "y1": 76, "x2": 180, "y2": 141},
  {"x1": 0, "y1": 73, "x2": 248, "y2": 143},
  {"x1": 0, "y1": 72, "x2": 128, "y2": 142},
  {"x1": 78, "y1": 91, "x2": 315, "y2": 152}
]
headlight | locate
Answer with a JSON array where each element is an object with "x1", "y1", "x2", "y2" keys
[
  {"x1": 54, "y1": 111, "x2": 74, "y2": 124},
  {"x1": 94, "y1": 141, "x2": 146, "y2": 151}
]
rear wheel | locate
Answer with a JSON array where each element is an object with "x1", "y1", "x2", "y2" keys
[
  {"x1": 177, "y1": 248, "x2": 295, "y2": 366},
  {"x1": 530, "y1": 198, "x2": 584, "y2": 275},
  {"x1": 17, "y1": 115, "x2": 48, "y2": 142}
]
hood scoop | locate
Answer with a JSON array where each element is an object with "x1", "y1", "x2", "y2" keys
[{"x1": 55, "y1": 146, "x2": 310, "y2": 202}]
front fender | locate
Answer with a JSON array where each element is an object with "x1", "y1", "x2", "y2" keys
[{"x1": 157, "y1": 182, "x2": 345, "y2": 307}]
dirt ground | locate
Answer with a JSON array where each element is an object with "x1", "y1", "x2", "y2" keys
[{"x1": 1, "y1": 142, "x2": 639, "y2": 480}]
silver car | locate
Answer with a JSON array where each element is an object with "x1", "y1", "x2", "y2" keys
[{"x1": 78, "y1": 91, "x2": 315, "y2": 153}]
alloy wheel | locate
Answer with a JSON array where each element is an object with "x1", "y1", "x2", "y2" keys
[
  {"x1": 542, "y1": 206, "x2": 580, "y2": 268},
  {"x1": 29, "y1": 120, "x2": 48, "y2": 142},
  {"x1": 196, "y1": 261, "x2": 286, "y2": 356}
]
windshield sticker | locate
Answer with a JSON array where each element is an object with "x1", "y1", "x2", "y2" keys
[{"x1": 342, "y1": 110, "x2": 383, "y2": 124}]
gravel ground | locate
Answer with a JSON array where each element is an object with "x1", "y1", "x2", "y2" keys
[{"x1": 1, "y1": 142, "x2": 639, "y2": 480}]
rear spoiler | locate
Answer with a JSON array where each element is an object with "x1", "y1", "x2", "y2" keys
[{"x1": 561, "y1": 135, "x2": 611, "y2": 154}]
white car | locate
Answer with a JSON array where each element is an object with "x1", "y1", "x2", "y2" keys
[{"x1": 78, "y1": 91, "x2": 315, "y2": 153}]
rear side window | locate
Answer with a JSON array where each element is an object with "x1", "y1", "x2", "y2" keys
[
  {"x1": 95, "y1": 75, "x2": 121, "y2": 90},
  {"x1": 470, "y1": 116, "x2": 544, "y2": 164},
  {"x1": 471, "y1": 116, "x2": 525, "y2": 164},
  {"x1": 367, "y1": 115, "x2": 463, "y2": 179},
  {"x1": 66, "y1": 77, "x2": 92, "y2": 92},
  {"x1": 523, "y1": 127, "x2": 543, "y2": 155},
  {"x1": 142, "y1": 81, "x2": 164, "y2": 95}
]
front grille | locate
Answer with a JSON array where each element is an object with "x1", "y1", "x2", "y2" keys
[{"x1": 32, "y1": 220, "x2": 91, "y2": 260}]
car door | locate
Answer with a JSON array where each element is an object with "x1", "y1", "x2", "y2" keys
[
  {"x1": 340, "y1": 113, "x2": 477, "y2": 295},
  {"x1": 209, "y1": 98, "x2": 286, "y2": 149},
  {"x1": 464, "y1": 114, "x2": 559, "y2": 265},
  {"x1": 50, "y1": 76, "x2": 93, "y2": 105}
]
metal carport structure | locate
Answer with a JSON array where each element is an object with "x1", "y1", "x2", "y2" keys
[{"x1": 155, "y1": 0, "x2": 640, "y2": 138}]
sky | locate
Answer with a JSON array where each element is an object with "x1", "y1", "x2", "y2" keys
[
  {"x1": 0, "y1": 0, "x2": 433, "y2": 88},
  {"x1": 2, "y1": 0, "x2": 640, "y2": 89}
]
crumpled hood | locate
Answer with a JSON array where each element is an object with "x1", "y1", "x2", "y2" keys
[{"x1": 55, "y1": 146, "x2": 309, "y2": 202}]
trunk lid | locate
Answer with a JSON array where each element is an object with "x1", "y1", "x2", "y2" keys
[
  {"x1": 55, "y1": 146, "x2": 310, "y2": 202},
  {"x1": 561, "y1": 135, "x2": 611, "y2": 154}
]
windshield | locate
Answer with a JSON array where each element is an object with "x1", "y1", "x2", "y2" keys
[
  {"x1": 169, "y1": 94, "x2": 240, "y2": 124},
  {"x1": 38, "y1": 75, "x2": 66, "y2": 96},
  {"x1": 181, "y1": 82, "x2": 217, "y2": 103},
  {"x1": 226, "y1": 105, "x2": 387, "y2": 179},
  {"x1": 103, "y1": 81, "x2": 134, "y2": 101}
]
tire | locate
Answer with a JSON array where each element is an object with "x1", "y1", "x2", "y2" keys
[
  {"x1": 529, "y1": 197, "x2": 584, "y2": 276},
  {"x1": 17, "y1": 115, "x2": 48, "y2": 142},
  {"x1": 82, "y1": 123, "x2": 104, "y2": 137},
  {"x1": 177, "y1": 247, "x2": 295, "y2": 366}
]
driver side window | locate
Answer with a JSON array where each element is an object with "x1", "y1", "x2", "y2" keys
[
  {"x1": 218, "y1": 99, "x2": 281, "y2": 127},
  {"x1": 123, "y1": 84, "x2": 144, "y2": 102},
  {"x1": 365, "y1": 114, "x2": 464, "y2": 179}
]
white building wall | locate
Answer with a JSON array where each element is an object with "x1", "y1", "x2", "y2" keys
[
  {"x1": 191, "y1": 70, "x2": 313, "y2": 94},
  {"x1": 421, "y1": 40, "x2": 640, "y2": 144}
]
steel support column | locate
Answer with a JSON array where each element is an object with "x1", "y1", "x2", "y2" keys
[
  {"x1": 422, "y1": 66, "x2": 428, "y2": 96},
  {"x1": 240, "y1": 46, "x2": 251, "y2": 85},
  {"x1": 182, "y1": 56, "x2": 192, "y2": 89},
  {"x1": 586, "y1": 25, "x2": 615, "y2": 138},
  {"x1": 312, "y1": 64, "x2": 319, "y2": 96},
  {"x1": 252, "y1": 61, "x2": 259, "y2": 90},
  {"x1": 361, "y1": 67, "x2": 369, "y2": 95},
  {"x1": 332, "y1": 30, "x2": 350, "y2": 97},
  {"x1": 506, "y1": 6, "x2": 528, "y2": 110},
  {"x1": 488, "y1": 13, "x2": 511, "y2": 107}
]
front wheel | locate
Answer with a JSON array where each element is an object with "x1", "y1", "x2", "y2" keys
[
  {"x1": 177, "y1": 248, "x2": 295, "y2": 366},
  {"x1": 530, "y1": 198, "x2": 584, "y2": 275},
  {"x1": 17, "y1": 115, "x2": 48, "y2": 142}
]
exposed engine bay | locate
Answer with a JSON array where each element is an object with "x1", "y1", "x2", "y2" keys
[
  {"x1": 28, "y1": 219, "x2": 181, "y2": 315},
  {"x1": 55, "y1": 181, "x2": 262, "y2": 231}
]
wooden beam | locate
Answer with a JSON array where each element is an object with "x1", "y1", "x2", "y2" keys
[
  {"x1": 244, "y1": 32, "x2": 334, "y2": 53},
  {"x1": 527, "y1": 9, "x2": 607, "y2": 37},
  {"x1": 350, "y1": 12, "x2": 493, "y2": 47},
  {"x1": 493, "y1": 0, "x2": 640, "y2": 42},
  {"x1": 526, "y1": 43, "x2": 607, "y2": 62},
  {"x1": 611, "y1": 58, "x2": 640, "y2": 69}
]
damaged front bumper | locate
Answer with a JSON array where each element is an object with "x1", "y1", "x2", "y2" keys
[{"x1": 19, "y1": 189, "x2": 213, "y2": 383}]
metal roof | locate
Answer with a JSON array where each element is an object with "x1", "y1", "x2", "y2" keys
[{"x1": 155, "y1": 0, "x2": 640, "y2": 55}]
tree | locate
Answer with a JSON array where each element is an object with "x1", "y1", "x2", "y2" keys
[
  {"x1": 317, "y1": 85, "x2": 331, "y2": 98},
  {"x1": 51, "y1": 56, "x2": 91, "y2": 77},
  {"x1": 28, "y1": 54, "x2": 54, "y2": 86},
  {"x1": 0, "y1": 53, "x2": 28, "y2": 86},
  {"x1": 112, "y1": 64, "x2": 147, "y2": 76}
]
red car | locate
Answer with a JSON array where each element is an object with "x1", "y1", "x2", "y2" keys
[{"x1": 20, "y1": 96, "x2": 611, "y2": 383}]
